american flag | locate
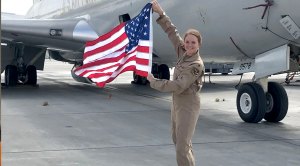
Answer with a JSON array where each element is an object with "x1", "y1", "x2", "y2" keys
[{"x1": 74, "y1": 3, "x2": 152, "y2": 87}]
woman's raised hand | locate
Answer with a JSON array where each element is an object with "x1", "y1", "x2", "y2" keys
[{"x1": 151, "y1": 0, "x2": 164, "y2": 16}]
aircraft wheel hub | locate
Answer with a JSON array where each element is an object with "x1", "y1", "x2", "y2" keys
[{"x1": 240, "y1": 93, "x2": 252, "y2": 114}]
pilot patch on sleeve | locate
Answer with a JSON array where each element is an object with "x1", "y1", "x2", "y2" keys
[{"x1": 191, "y1": 67, "x2": 200, "y2": 77}]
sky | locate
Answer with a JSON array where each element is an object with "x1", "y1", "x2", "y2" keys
[{"x1": 1, "y1": 0, "x2": 33, "y2": 15}]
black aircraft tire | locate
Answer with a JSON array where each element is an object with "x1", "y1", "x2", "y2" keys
[
  {"x1": 5, "y1": 65, "x2": 18, "y2": 86},
  {"x1": 139, "y1": 76, "x2": 148, "y2": 85},
  {"x1": 132, "y1": 72, "x2": 147, "y2": 85},
  {"x1": 264, "y1": 82, "x2": 288, "y2": 122},
  {"x1": 26, "y1": 65, "x2": 37, "y2": 85},
  {"x1": 237, "y1": 83, "x2": 266, "y2": 123},
  {"x1": 158, "y1": 64, "x2": 170, "y2": 80}
]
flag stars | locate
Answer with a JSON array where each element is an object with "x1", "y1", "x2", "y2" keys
[{"x1": 124, "y1": 3, "x2": 151, "y2": 50}]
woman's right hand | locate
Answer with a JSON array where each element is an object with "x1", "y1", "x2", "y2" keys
[{"x1": 151, "y1": 0, "x2": 164, "y2": 16}]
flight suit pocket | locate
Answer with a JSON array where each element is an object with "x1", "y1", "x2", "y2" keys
[{"x1": 180, "y1": 88, "x2": 194, "y2": 95}]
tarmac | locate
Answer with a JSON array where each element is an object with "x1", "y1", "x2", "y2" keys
[{"x1": 1, "y1": 60, "x2": 300, "y2": 166}]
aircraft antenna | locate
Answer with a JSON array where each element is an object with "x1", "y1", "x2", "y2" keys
[{"x1": 229, "y1": 37, "x2": 253, "y2": 59}]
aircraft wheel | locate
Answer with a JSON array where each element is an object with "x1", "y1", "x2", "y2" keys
[
  {"x1": 132, "y1": 72, "x2": 147, "y2": 85},
  {"x1": 264, "y1": 82, "x2": 288, "y2": 122},
  {"x1": 237, "y1": 83, "x2": 266, "y2": 123},
  {"x1": 5, "y1": 65, "x2": 18, "y2": 86},
  {"x1": 152, "y1": 63, "x2": 159, "y2": 78},
  {"x1": 26, "y1": 65, "x2": 37, "y2": 85},
  {"x1": 158, "y1": 64, "x2": 170, "y2": 80}
]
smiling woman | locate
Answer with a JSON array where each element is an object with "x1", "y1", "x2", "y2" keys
[{"x1": 1, "y1": 0, "x2": 33, "y2": 15}]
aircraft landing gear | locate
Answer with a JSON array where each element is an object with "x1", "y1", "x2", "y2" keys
[
  {"x1": 152, "y1": 63, "x2": 170, "y2": 79},
  {"x1": 236, "y1": 81, "x2": 288, "y2": 123},
  {"x1": 4, "y1": 65, "x2": 38, "y2": 86},
  {"x1": 237, "y1": 82, "x2": 266, "y2": 123},
  {"x1": 25, "y1": 65, "x2": 37, "y2": 85},
  {"x1": 264, "y1": 82, "x2": 288, "y2": 122},
  {"x1": 5, "y1": 65, "x2": 18, "y2": 86},
  {"x1": 285, "y1": 72, "x2": 298, "y2": 84},
  {"x1": 132, "y1": 71, "x2": 148, "y2": 85},
  {"x1": 157, "y1": 64, "x2": 170, "y2": 80},
  {"x1": 131, "y1": 63, "x2": 170, "y2": 85}
]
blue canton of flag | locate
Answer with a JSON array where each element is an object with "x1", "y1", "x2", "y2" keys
[{"x1": 125, "y1": 3, "x2": 151, "y2": 52}]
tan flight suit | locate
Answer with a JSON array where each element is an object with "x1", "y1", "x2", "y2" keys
[{"x1": 149, "y1": 15, "x2": 204, "y2": 166}]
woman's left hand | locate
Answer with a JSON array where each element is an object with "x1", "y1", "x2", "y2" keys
[{"x1": 147, "y1": 73, "x2": 155, "y2": 82}]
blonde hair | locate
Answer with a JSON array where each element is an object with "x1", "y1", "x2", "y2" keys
[{"x1": 184, "y1": 29, "x2": 202, "y2": 46}]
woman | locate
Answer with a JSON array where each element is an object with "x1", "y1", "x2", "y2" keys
[{"x1": 147, "y1": 1, "x2": 205, "y2": 166}]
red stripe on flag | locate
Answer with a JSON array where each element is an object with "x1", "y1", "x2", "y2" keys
[
  {"x1": 78, "y1": 63, "x2": 120, "y2": 77},
  {"x1": 104, "y1": 65, "x2": 136, "y2": 82},
  {"x1": 95, "y1": 65, "x2": 136, "y2": 87},
  {"x1": 88, "y1": 65, "x2": 135, "y2": 80},
  {"x1": 135, "y1": 70, "x2": 148, "y2": 77},
  {"x1": 77, "y1": 51, "x2": 126, "y2": 72},
  {"x1": 78, "y1": 55, "x2": 137, "y2": 77},
  {"x1": 136, "y1": 58, "x2": 149, "y2": 65},
  {"x1": 84, "y1": 32, "x2": 128, "y2": 58},
  {"x1": 85, "y1": 23, "x2": 126, "y2": 47},
  {"x1": 81, "y1": 49, "x2": 126, "y2": 69},
  {"x1": 137, "y1": 45, "x2": 149, "y2": 53}
]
